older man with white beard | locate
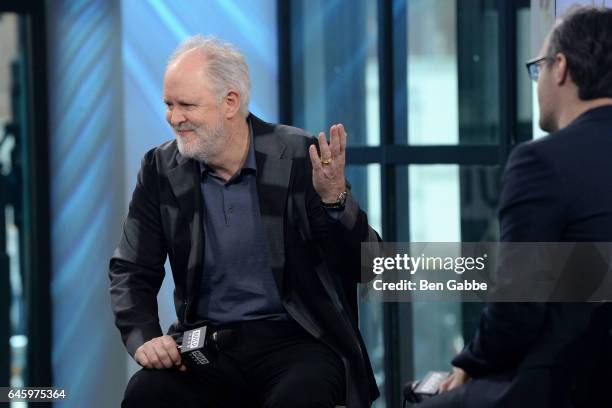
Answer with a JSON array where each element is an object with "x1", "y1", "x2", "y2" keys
[{"x1": 109, "y1": 35, "x2": 381, "y2": 408}]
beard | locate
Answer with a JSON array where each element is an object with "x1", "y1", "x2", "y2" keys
[{"x1": 174, "y1": 117, "x2": 227, "y2": 163}]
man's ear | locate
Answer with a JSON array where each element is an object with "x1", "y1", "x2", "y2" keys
[
  {"x1": 222, "y1": 90, "x2": 241, "y2": 119},
  {"x1": 554, "y1": 53, "x2": 570, "y2": 86}
]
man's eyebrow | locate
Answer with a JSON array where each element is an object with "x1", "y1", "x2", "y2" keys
[{"x1": 162, "y1": 98, "x2": 197, "y2": 105}]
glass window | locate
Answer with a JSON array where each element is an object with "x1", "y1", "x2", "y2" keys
[
  {"x1": 290, "y1": 0, "x2": 380, "y2": 146},
  {"x1": 0, "y1": 11, "x2": 28, "y2": 389},
  {"x1": 345, "y1": 164, "x2": 385, "y2": 407},
  {"x1": 288, "y1": 0, "x2": 540, "y2": 403},
  {"x1": 517, "y1": 4, "x2": 533, "y2": 134},
  {"x1": 401, "y1": 0, "x2": 500, "y2": 145},
  {"x1": 529, "y1": 0, "x2": 556, "y2": 139},
  {"x1": 398, "y1": 165, "x2": 500, "y2": 377}
]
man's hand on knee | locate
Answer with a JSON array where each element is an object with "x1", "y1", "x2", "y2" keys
[{"x1": 135, "y1": 335, "x2": 186, "y2": 371}]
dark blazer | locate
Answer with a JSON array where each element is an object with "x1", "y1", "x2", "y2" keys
[
  {"x1": 109, "y1": 114, "x2": 381, "y2": 407},
  {"x1": 452, "y1": 106, "x2": 612, "y2": 407}
]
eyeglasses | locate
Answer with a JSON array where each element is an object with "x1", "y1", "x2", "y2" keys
[{"x1": 525, "y1": 56, "x2": 549, "y2": 82}]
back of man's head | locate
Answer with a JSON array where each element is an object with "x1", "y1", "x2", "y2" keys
[{"x1": 546, "y1": 6, "x2": 612, "y2": 101}]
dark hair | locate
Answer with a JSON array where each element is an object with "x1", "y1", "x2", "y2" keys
[{"x1": 546, "y1": 6, "x2": 612, "y2": 100}]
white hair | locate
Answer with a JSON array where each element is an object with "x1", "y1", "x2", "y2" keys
[{"x1": 168, "y1": 35, "x2": 251, "y2": 117}]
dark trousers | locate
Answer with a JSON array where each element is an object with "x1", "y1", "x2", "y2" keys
[
  {"x1": 122, "y1": 320, "x2": 345, "y2": 408},
  {"x1": 410, "y1": 387, "x2": 465, "y2": 408}
]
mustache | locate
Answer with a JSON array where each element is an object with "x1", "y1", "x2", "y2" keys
[{"x1": 173, "y1": 123, "x2": 198, "y2": 131}]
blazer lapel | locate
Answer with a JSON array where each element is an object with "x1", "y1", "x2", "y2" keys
[
  {"x1": 254, "y1": 125, "x2": 292, "y2": 293},
  {"x1": 167, "y1": 151, "x2": 203, "y2": 322}
]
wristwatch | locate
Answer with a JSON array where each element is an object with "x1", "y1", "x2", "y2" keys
[{"x1": 321, "y1": 190, "x2": 348, "y2": 210}]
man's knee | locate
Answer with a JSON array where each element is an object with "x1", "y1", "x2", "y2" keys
[
  {"x1": 264, "y1": 369, "x2": 343, "y2": 408},
  {"x1": 122, "y1": 369, "x2": 186, "y2": 408},
  {"x1": 266, "y1": 388, "x2": 337, "y2": 408}
]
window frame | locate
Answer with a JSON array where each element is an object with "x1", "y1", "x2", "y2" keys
[
  {"x1": 1, "y1": 0, "x2": 52, "y2": 388},
  {"x1": 278, "y1": 0, "x2": 531, "y2": 405}
]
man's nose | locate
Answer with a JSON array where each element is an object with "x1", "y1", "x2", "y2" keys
[{"x1": 168, "y1": 109, "x2": 186, "y2": 126}]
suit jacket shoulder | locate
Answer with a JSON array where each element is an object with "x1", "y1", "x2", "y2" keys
[{"x1": 250, "y1": 114, "x2": 315, "y2": 159}]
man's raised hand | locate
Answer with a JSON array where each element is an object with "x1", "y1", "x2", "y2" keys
[{"x1": 308, "y1": 123, "x2": 347, "y2": 203}]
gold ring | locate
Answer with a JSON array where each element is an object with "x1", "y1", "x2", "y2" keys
[{"x1": 322, "y1": 157, "x2": 332, "y2": 165}]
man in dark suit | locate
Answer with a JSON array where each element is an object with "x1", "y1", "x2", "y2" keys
[
  {"x1": 109, "y1": 35, "x2": 380, "y2": 408},
  {"x1": 420, "y1": 6, "x2": 612, "y2": 408}
]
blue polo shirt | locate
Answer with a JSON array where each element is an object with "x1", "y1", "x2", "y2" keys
[{"x1": 196, "y1": 125, "x2": 289, "y2": 324}]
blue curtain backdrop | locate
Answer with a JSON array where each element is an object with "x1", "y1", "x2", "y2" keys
[{"x1": 47, "y1": 1, "x2": 278, "y2": 406}]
